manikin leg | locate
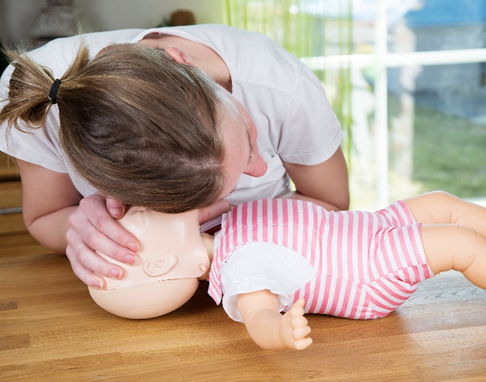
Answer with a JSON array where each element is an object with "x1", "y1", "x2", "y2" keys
[
  {"x1": 418, "y1": 224, "x2": 486, "y2": 289},
  {"x1": 404, "y1": 190, "x2": 486, "y2": 237},
  {"x1": 403, "y1": 191, "x2": 486, "y2": 289}
]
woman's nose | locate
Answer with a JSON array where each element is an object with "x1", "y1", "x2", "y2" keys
[{"x1": 243, "y1": 152, "x2": 267, "y2": 178}]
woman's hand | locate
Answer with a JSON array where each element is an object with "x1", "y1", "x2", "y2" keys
[
  {"x1": 65, "y1": 194, "x2": 140, "y2": 288},
  {"x1": 16, "y1": 160, "x2": 138, "y2": 288},
  {"x1": 66, "y1": 197, "x2": 230, "y2": 288},
  {"x1": 198, "y1": 199, "x2": 231, "y2": 233}
]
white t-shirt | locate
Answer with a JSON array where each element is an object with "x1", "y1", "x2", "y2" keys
[{"x1": 0, "y1": 24, "x2": 343, "y2": 204}]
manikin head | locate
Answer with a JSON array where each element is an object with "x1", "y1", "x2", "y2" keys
[{"x1": 89, "y1": 207, "x2": 210, "y2": 319}]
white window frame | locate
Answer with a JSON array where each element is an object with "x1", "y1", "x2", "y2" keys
[{"x1": 301, "y1": 0, "x2": 486, "y2": 207}]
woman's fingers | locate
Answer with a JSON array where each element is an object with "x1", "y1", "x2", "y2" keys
[
  {"x1": 198, "y1": 199, "x2": 231, "y2": 224},
  {"x1": 65, "y1": 194, "x2": 140, "y2": 287}
]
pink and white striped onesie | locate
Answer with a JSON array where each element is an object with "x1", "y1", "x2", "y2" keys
[{"x1": 208, "y1": 198, "x2": 434, "y2": 321}]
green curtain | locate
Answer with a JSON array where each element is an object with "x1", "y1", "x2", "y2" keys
[{"x1": 223, "y1": 0, "x2": 353, "y2": 159}]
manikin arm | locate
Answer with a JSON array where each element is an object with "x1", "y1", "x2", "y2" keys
[{"x1": 237, "y1": 290, "x2": 312, "y2": 350}]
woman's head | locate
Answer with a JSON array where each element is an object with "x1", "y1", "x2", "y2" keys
[{"x1": 1, "y1": 42, "x2": 227, "y2": 213}]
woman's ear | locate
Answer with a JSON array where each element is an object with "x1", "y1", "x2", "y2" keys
[
  {"x1": 164, "y1": 45, "x2": 195, "y2": 65},
  {"x1": 142, "y1": 253, "x2": 178, "y2": 277}
]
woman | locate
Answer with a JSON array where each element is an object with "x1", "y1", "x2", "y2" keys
[{"x1": 0, "y1": 24, "x2": 349, "y2": 288}]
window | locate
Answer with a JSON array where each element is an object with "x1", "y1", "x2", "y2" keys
[
  {"x1": 226, "y1": 0, "x2": 486, "y2": 208},
  {"x1": 298, "y1": 0, "x2": 486, "y2": 208}
]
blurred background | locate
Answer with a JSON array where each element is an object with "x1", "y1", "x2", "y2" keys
[{"x1": 2, "y1": 0, "x2": 486, "y2": 210}]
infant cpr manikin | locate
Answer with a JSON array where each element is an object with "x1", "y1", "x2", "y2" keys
[{"x1": 88, "y1": 207, "x2": 208, "y2": 319}]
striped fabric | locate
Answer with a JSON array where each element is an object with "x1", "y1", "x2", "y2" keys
[{"x1": 208, "y1": 198, "x2": 433, "y2": 320}]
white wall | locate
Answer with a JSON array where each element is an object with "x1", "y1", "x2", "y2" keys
[{"x1": 0, "y1": 0, "x2": 224, "y2": 48}]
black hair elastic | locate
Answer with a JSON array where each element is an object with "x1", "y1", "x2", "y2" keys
[{"x1": 48, "y1": 79, "x2": 62, "y2": 104}]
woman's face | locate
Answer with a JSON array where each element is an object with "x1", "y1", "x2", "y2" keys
[{"x1": 218, "y1": 90, "x2": 268, "y2": 199}]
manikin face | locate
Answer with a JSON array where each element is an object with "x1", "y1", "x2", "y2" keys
[
  {"x1": 217, "y1": 89, "x2": 268, "y2": 199},
  {"x1": 89, "y1": 207, "x2": 209, "y2": 319}
]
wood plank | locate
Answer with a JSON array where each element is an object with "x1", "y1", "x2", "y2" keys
[
  {"x1": 0, "y1": 213, "x2": 26, "y2": 235},
  {"x1": 0, "y1": 248, "x2": 485, "y2": 381},
  {"x1": 0, "y1": 181, "x2": 22, "y2": 209},
  {"x1": 0, "y1": 180, "x2": 27, "y2": 239},
  {"x1": 0, "y1": 152, "x2": 19, "y2": 181},
  {"x1": 0, "y1": 232, "x2": 38, "y2": 247}
]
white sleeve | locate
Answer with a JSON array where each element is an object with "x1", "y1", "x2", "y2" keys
[
  {"x1": 278, "y1": 66, "x2": 343, "y2": 165},
  {"x1": 0, "y1": 101, "x2": 68, "y2": 173},
  {"x1": 220, "y1": 242, "x2": 315, "y2": 323}
]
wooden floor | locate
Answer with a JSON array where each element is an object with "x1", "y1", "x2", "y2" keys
[{"x1": 1, "y1": 237, "x2": 486, "y2": 382}]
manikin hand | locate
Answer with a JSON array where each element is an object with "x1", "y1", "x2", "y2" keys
[
  {"x1": 66, "y1": 194, "x2": 231, "y2": 288},
  {"x1": 238, "y1": 291, "x2": 313, "y2": 350},
  {"x1": 278, "y1": 298, "x2": 313, "y2": 350}
]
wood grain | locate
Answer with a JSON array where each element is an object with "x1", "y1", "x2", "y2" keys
[
  {"x1": 1, "y1": 242, "x2": 486, "y2": 381},
  {"x1": 0, "y1": 153, "x2": 19, "y2": 182},
  {"x1": 0, "y1": 181, "x2": 22, "y2": 209}
]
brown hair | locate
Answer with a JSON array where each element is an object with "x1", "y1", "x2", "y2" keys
[{"x1": 0, "y1": 42, "x2": 226, "y2": 213}]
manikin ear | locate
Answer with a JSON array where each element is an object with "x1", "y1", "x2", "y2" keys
[
  {"x1": 142, "y1": 253, "x2": 178, "y2": 277},
  {"x1": 164, "y1": 45, "x2": 195, "y2": 65}
]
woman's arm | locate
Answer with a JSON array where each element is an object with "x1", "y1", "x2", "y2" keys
[
  {"x1": 17, "y1": 159, "x2": 140, "y2": 288},
  {"x1": 18, "y1": 159, "x2": 81, "y2": 253},
  {"x1": 282, "y1": 146, "x2": 349, "y2": 211},
  {"x1": 237, "y1": 290, "x2": 312, "y2": 350}
]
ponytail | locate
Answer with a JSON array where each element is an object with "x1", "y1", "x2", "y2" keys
[{"x1": 0, "y1": 42, "x2": 226, "y2": 213}]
